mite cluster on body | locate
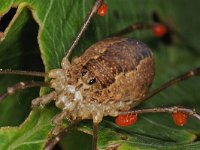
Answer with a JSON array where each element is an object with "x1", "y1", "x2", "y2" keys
[{"x1": 0, "y1": 0, "x2": 200, "y2": 150}]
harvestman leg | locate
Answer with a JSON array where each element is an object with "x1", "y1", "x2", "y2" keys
[
  {"x1": 143, "y1": 67, "x2": 200, "y2": 101},
  {"x1": 0, "y1": 70, "x2": 55, "y2": 107},
  {"x1": 44, "y1": 120, "x2": 80, "y2": 150},
  {"x1": 119, "y1": 106, "x2": 200, "y2": 121},
  {"x1": 92, "y1": 123, "x2": 99, "y2": 150},
  {"x1": 0, "y1": 81, "x2": 47, "y2": 102},
  {"x1": 44, "y1": 120, "x2": 99, "y2": 150},
  {"x1": 112, "y1": 22, "x2": 151, "y2": 37},
  {"x1": 122, "y1": 67, "x2": 200, "y2": 120},
  {"x1": 51, "y1": 111, "x2": 71, "y2": 136},
  {"x1": 31, "y1": 91, "x2": 57, "y2": 108},
  {"x1": 0, "y1": 69, "x2": 46, "y2": 102},
  {"x1": 112, "y1": 21, "x2": 200, "y2": 54},
  {"x1": 0, "y1": 69, "x2": 45, "y2": 77},
  {"x1": 64, "y1": 0, "x2": 104, "y2": 59}
]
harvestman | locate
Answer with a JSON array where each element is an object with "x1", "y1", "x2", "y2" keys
[{"x1": 0, "y1": 0, "x2": 200, "y2": 150}]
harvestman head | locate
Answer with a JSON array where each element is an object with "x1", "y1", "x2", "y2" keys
[{"x1": 0, "y1": 0, "x2": 200, "y2": 150}]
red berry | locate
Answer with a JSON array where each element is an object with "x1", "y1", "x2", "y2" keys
[
  {"x1": 152, "y1": 23, "x2": 167, "y2": 37},
  {"x1": 172, "y1": 112, "x2": 188, "y2": 126},
  {"x1": 115, "y1": 113, "x2": 137, "y2": 127},
  {"x1": 97, "y1": 3, "x2": 108, "y2": 16}
]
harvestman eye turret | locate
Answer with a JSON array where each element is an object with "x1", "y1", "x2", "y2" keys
[{"x1": 0, "y1": 0, "x2": 200, "y2": 150}]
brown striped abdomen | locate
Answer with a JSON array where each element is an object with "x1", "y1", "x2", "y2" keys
[{"x1": 82, "y1": 38, "x2": 153, "y2": 88}]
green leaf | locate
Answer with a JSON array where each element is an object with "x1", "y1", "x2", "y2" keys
[
  {"x1": 0, "y1": 0, "x2": 200, "y2": 150},
  {"x1": 0, "y1": 108, "x2": 56, "y2": 150},
  {"x1": 0, "y1": 4, "x2": 42, "y2": 126}
]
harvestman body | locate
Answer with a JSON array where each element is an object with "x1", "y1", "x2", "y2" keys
[
  {"x1": 32, "y1": 37, "x2": 154, "y2": 124},
  {"x1": 1, "y1": 0, "x2": 200, "y2": 150}
]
